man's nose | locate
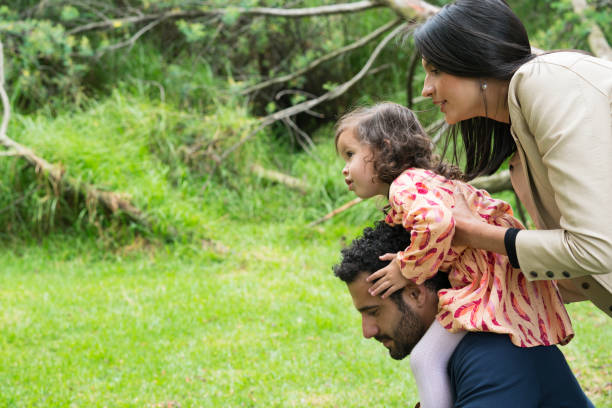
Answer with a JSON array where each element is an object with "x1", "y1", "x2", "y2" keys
[{"x1": 362, "y1": 316, "x2": 379, "y2": 339}]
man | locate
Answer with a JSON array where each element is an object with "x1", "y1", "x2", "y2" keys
[{"x1": 333, "y1": 221, "x2": 594, "y2": 407}]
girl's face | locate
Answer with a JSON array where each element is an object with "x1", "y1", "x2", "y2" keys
[
  {"x1": 421, "y1": 59, "x2": 484, "y2": 125},
  {"x1": 337, "y1": 129, "x2": 389, "y2": 199}
]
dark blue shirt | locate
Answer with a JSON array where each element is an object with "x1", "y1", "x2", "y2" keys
[{"x1": 448, "y1": 332, "x2": 594, "y2": 408}]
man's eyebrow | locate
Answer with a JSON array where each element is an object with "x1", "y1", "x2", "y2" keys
[{"x1": 357, "y1": 305, "x2": 378, "y2": 313}]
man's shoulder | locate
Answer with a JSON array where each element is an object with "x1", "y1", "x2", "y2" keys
[
  {"x1": 449, "y1": 333, "x2": 592, "y2": 408},
  {"x1": 449, "y1": 332, "x2": 532, "y2": 374}
]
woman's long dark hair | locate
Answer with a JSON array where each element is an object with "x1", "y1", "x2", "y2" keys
[{"x1": 414, "y1": 0, "x2": 536, "y2": 179}]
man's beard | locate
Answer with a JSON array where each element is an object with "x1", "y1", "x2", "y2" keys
[{"x1": 382, "y1": 298, "x2": 427, "y2": 360}]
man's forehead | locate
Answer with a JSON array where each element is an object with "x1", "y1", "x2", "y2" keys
[{"x1": 347, "y1": 272, "x2": 381, "y2": 310}]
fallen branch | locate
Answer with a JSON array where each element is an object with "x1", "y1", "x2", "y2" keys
[
  {"x1": 250, "y1": 164, "x2": 310, "y2": 193},
  {"x1": 0, "y1": 41, "x2": 150, "y2": 228},
  {"x1": 67, "y1": 1, "x2": 384, "y2": 34},
  {"x1": 469, "y1": 169, "x2": 513, "y2": 194},
  {"x1": 241, "y1": 18, "x2": 400, "y2": 95},
  {"x1": 571, "y1": 0, "x2": 612, "y2": 60},
  {"x1": 308, "y1": 197, "x2": 363, "y2": 227}
]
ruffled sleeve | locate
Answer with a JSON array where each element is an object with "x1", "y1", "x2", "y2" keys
[{"x1": 386, "y1": 172, "x2": 455, "y2": 285}]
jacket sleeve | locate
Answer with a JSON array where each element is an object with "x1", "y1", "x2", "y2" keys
[
  {"x1": 511, "y1": 59, "x2": 612, "y2": 280},
  {"x1": 389, "y1": 182, "x2": 454, "y2": 285}
]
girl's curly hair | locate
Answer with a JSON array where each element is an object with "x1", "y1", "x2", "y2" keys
[{"x1": 335, "y1": 102, "x2": 464, "y2": 183}]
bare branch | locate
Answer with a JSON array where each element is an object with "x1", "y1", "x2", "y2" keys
[
  {"x1": 469, "y1": 170, "x2": 513, "y2": 194},
  {"x1": 406, "y1": 49, "x2": 420, "y2": 108},
  {"x1": 308, "y1": 197, "x2": 363, "y2": 227},
  {"x1": 67, "y1": 1, "x2": 384, "y2": 34},
  {"x1": 260, "y1": 23, "x2": 409, "y2": 127},
  {"x1": 380, "y1": 0, "x2": 439, "y2": 20},
  {"x1": 241, "y1": 18, "x2": 401, "y2": 95},
  {"x1": 95, "y1": 18, "x2": 164, "y2": 57}
]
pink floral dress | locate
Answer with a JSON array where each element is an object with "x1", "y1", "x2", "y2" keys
[{"x1": 385, "y1": 168, "x2": 573, "y2": 347}]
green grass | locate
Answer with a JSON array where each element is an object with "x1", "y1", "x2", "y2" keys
[{"x1": 1, "y1": 219, "x2": 610, "y2": 407}]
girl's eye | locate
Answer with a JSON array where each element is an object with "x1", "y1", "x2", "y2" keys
[
  {"x1": 431, "y1": 68, "x2": 440, "y2": 74},
  {"x1": 346, "y1": 151, "x2": 353, "y2": 158}
]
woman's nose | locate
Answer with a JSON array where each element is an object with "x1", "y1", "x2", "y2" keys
[{"x1": 422, "y1": 78, "x2": 433, "y2": 98}]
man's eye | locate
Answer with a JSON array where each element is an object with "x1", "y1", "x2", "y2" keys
[{"x1": 367, "y1": 309, "x2": 378, "y2": 317}]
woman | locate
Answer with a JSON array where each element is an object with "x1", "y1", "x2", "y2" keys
[{"x1": 413, "y1": 0, "x2": 612, "y2": 317}]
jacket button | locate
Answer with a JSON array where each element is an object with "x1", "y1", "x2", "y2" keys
[
  {"x1": 562, "y1": 271, "x2": 570, "y2": 278},
  {"x1": 546, "y1": 271, "x2": 554, "y2": 278},
  {"x1": 530, "y1": 271, "x2": 538, "y2": 278},
  {"x1": 582, "y1": 282, "x2": 590, "y2": 290}
]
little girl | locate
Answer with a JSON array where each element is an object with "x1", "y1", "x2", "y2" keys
[{"x1": 335, "y1": 102, "x2": 573, "y2": 408}]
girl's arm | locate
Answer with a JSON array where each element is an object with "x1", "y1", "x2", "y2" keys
[{"x1": 386, "y1": 179, "x2": 455, "y2": 285}]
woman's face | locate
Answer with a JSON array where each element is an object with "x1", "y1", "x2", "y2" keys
[{"x1": 421, "y1": 59, "x2": 484, "y2": 125}]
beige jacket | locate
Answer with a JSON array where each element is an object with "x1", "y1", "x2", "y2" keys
[{"x1": 507, "y1": 51, "x2": 612, "y2": 317}]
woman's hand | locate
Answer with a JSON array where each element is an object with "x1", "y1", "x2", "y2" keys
[
  {"x1": 452, "y1": 189, "x2": 507, "y2": 254},
  {"x1": 366, "y1": 253, "x2": 410, "y2": 298},
  {"x1": 451, "y1": 190, "x2": 480, "y2": 247}
]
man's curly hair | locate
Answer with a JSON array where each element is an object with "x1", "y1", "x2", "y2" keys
[
  {"x1": 335, "y1": 102, "x2": 464, "y2": 183},
  {"x1": 333, "y1": 221, "x2": 450, "y2": 295}
]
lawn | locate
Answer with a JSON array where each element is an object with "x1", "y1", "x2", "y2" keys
[{"x1": 1, "y1": 220, "x2": 610, "y2": 407}]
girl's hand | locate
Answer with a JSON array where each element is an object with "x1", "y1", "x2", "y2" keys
[{"x1": 366, "y1": 253, "x2": 410, "y2": 298}]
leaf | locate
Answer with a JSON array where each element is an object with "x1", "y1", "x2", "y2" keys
[
  {"x1": 60, "y1": 6, "x2": 80, "y2": 21},
  {"x1": 222, "y1": 7, "x2": 242, "y2": 26}
]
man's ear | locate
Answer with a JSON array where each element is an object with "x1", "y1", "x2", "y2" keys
[{"x1": 402, "y1": 282, "x2": 429, "y2": 309}]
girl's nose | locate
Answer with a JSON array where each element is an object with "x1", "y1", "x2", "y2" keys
[{"x1": 342, "y1": 164, "x2": 349, "y2": 176}]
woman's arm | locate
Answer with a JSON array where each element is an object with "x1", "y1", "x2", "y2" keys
[
  {"x1": 451, "y1": 192, "x2": 507, "y2": 255},
  {"x1": 508, "y1": 56, "x2": 612, "y2": 281}
]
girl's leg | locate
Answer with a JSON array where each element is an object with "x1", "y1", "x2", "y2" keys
[{"x1": 410, "y1": 320, "x2": 466, "y2": 408}]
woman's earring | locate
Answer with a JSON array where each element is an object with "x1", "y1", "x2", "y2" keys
[{"x1": 481, "y1": 81, "x2": 488, "y2": 91}]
